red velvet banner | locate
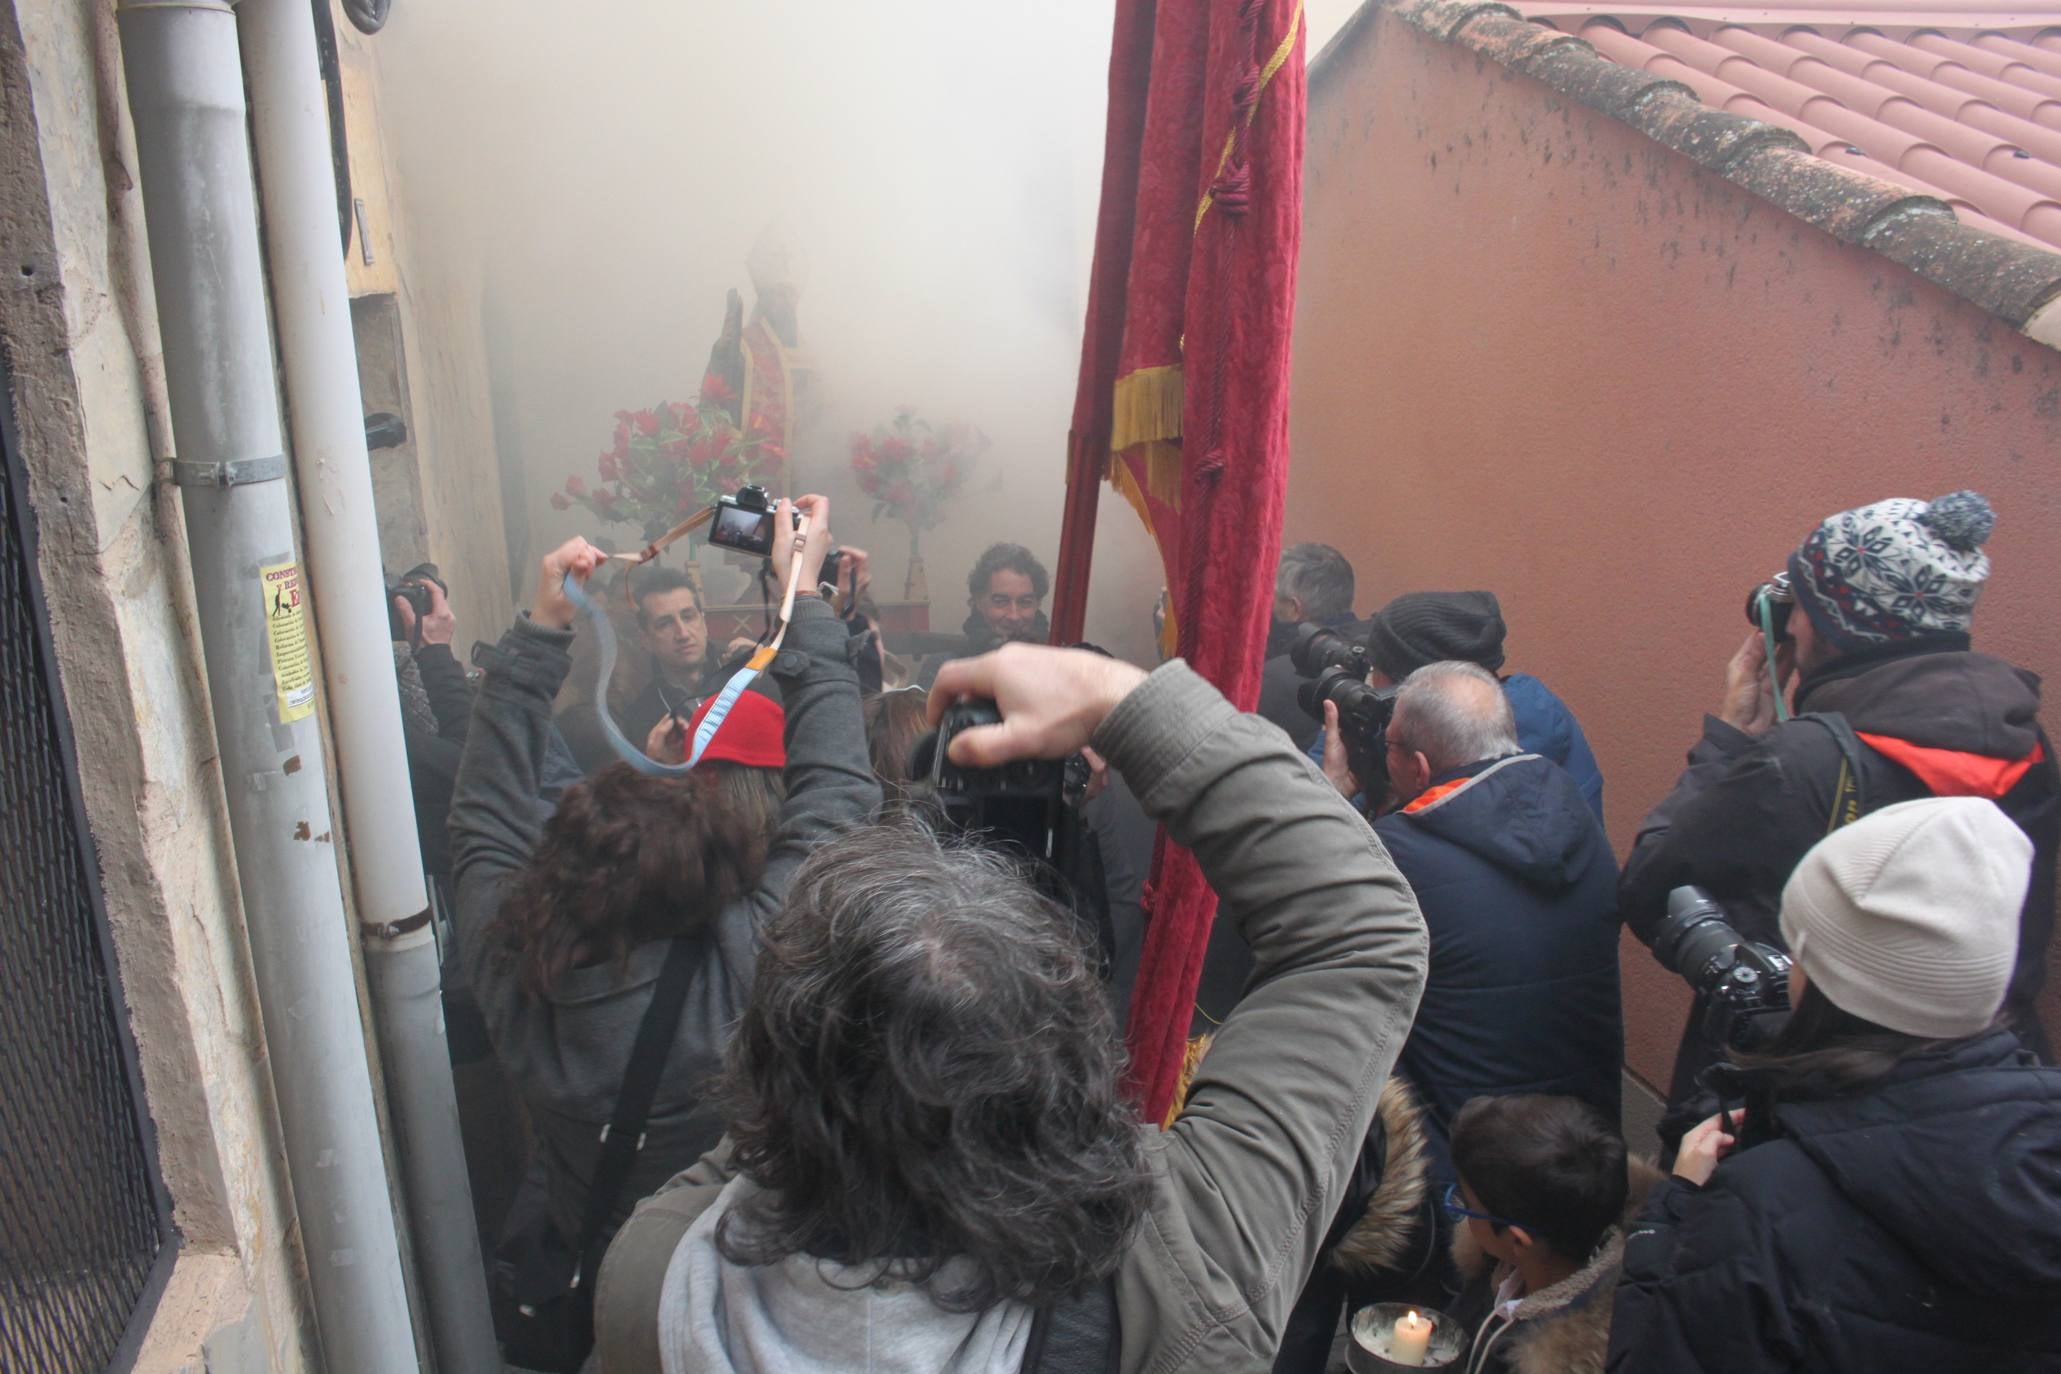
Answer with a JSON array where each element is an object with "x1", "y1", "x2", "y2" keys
[{"x1": 1054, "y1": 0, "x2": 1306, "y2": 1123}]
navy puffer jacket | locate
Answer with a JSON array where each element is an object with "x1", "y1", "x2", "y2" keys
[
  {"x1": 1374, "y1": 754, "x2": 1622, "y2": 1158},
  {"x1": 1609, "y1": 1030, "x2": 2061, "y2": 1372}
]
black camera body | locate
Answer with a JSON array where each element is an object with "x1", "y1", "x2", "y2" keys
[
  {"x1": 1745, "y1": 570, "x2": 1795, "y2": 642},
  {"x1": 707, "y1": 483, "x2": 843, "y2": 588},
  {"x1": 1289, "y1": 622, "x2": 1396, "y2": 795},
  {"x1": 1654, "y1": 886, "x2": 1793, "y2": 1053},
  {"x1": 385, "y1": 563, "x2": 444, "y2": 641},
  {"x1": 927, "y1": 699, "x2": 1065, "y2": 805}
]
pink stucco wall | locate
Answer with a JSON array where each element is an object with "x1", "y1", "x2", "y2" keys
[{"x1": 1289, "y1": 11, "x2": 2061, "y2": 1089}]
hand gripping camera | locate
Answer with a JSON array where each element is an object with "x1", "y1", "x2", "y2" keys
[
  {"x1": 1291, "y1": 623, "x2": 1398, "y2": 795},
  {"x1": 1654, "y1": 887, "x2": 1793, "y2": 1053}
]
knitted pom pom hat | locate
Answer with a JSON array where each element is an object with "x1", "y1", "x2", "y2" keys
[{"x1": 1788, "y1": 490, "x2": 1995, "y2": 652}]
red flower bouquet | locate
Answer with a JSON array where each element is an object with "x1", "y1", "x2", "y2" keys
[
  {"x1": 554, "y1": 399, "x2": 787, "y2": 542},
  {"x1": 849, "y1": 408, "x2": 986, "y2": 536}
]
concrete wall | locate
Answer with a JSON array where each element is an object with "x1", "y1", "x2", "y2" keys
[
  {"x1": 2, "y1": 2, "x2": 316, "y2": 1367},
  {"x1": 1291, "y1": 9, "x2": 2061, "y2": 1089}
]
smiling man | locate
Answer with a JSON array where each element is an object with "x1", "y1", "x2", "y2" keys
[{"x1": 917, "y1": 543, "x2": 1051, "y2": 687}]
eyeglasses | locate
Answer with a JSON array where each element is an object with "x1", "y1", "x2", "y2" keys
[
  {"x1": 986, "y1": 594, "x2": 1042, "y2": 614},
  {"x1": 1442, "y1": 1183, "x2": 1526, "y2": 1231}
]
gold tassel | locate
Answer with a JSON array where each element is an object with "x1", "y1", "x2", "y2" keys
[
  {"x1": 1160, "y1": 1032, "x2": 1214, "y2": 1129},
  {"x1": 1111, "y1": 365, "x2": 1184, "y2": 452}
]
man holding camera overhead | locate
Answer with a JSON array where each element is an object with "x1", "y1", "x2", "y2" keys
[{"x1": 1621, "y1": 490, "x2": 2061, "y2": 1116}]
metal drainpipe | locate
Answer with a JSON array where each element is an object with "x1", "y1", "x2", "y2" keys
[
  {"x1": 114, "y1": 3, "x2": 419, "y2": 1368},
  {"x1": 238, "y1": 1, "x2": 499, "y2": 1368}
]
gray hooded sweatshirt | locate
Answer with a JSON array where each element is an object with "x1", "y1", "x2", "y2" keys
[{"x1": 658, "y1": 1174, "x2": 1032, "y2": 1373}]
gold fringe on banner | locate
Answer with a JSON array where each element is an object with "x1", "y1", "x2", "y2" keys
[
  {"x1": 1111, "y1": 364, "x2": 1184, "y2": 454},
  {"x1": 1160, "y1": 1032, "x2": 1214, "y2": 1129}
]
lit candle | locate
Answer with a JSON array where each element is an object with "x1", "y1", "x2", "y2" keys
[{"x1": 1390, "y1": 1308, "x2": 1433, "y2": 1367}]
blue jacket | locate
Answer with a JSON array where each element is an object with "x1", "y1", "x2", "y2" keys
[
  {"x1": 1501, "y1": 673, "x2": 1604, "y2": 817},
  {"x1": 1303, "y1": 673, "x2": 1605, "y2": 818},
  {"x1": 1375, "y1": 753, "x2": 1622, "y2": 1160}
]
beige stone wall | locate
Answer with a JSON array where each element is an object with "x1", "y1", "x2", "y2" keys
[
  {"x1": 2, "y1": 2, "x2": 316, "y2": 1367},
  {"x1": 338, "y1": 11, "x2": 515, "y2": 635}
]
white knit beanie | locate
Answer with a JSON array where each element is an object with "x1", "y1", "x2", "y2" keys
[{"x1": 1779, "y1": 798, "x2": 2030, "y2": 1039}]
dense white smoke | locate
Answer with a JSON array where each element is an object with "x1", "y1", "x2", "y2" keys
[{"x1": 370, "y1": 0, "x2": 1252, "y2": 664}]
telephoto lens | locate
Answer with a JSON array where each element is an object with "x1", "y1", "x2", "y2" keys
[{"x1": 1290, "y1": 622, "x2": 1367, "y2": 679}]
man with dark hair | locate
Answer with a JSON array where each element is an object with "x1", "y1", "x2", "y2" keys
[
  {"x1": 1255, "y1": 542, "x2": 1359, "y2": 749},
  {"x1": 1622, "y1": 489, "x2": 2059, "y2": 1118},
  {"x1": 914, "y1": 542, "x2": 1053, "y2": 688},
  {"x1": 616, "y1": 566, "x2": 719, "y2": 757},
  {"x1": 595, "y1": 641, "x2": 1429, "y2": 1372},
  {"x1": 1447, "y1": 1095, "x2": 1652, "y2": 1374}
]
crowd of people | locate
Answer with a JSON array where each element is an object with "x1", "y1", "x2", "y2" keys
[{"x1": 390, "y1": 487, "x2": 2061, "y2": 1373}]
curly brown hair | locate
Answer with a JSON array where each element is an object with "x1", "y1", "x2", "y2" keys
[{"x1": 492, "y1": 761, "x2": 780, "y2": 999}]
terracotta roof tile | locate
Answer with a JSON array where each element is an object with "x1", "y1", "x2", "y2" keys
[
  {"x1": 1341, "y1": 0, "x2": 2061, "y2": 333},
  {"x1": 1513, "y1": 7, "x2": 2061, "y2": 251}
]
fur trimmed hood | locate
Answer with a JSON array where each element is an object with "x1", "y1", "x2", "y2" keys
[
  {"x1": 1451, "y1": 1158, "x2": 1666, "y2": 1374},
  {"x1": 1330, "y1": 1078, "x2": 1435, "y2": 1282}
]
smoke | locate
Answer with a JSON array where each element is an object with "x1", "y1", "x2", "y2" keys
[{"x1": 371, "y1": 0, "x2": 1181, "y2": 663}]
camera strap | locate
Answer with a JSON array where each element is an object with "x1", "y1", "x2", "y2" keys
[
  {"x1": 1796, "y1": 711, "x2": 1869, "y2": 835},
  {"x1": 562, "y1": 509, "x2": 815, "y2": 777},
  {"x1": 1754, "y1": 585, "x2": 1793, "y2": 725}
]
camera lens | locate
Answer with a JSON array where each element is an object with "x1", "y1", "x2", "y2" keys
[
  {"x1": 1290, "y1": 623, "x2": 1366, "y2": 678},
  {"x1": 1654, "y1": 891, "x2": 1744, "y2": 989}
]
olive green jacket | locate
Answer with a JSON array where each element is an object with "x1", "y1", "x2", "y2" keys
[{"x1": 593, "y1": 661, "x2": 1428, "y2": 1373}]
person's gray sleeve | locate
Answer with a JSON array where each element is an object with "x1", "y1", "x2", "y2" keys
[
  {"x1": 1093, "y1": 661, "x2": 1429, "y2": 1374},
  {"x1": 700, "y1": 598, "x2": 881, "y2": 1010},
  {"x1": 448, "y1": 616, "x2": 574, "y2": 1002}
]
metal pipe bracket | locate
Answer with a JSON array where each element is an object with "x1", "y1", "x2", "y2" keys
[{"x1": 170, "y1": 453, "x2": 287, "y2": 487}]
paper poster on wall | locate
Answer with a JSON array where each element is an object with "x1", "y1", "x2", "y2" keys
[{"x1": 260, "y1": 560, "x2": 317, "y2": 723}]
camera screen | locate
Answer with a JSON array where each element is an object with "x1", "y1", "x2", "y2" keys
[{"x1": 710, "y1": 501, "x2": 774, "y2": 556}]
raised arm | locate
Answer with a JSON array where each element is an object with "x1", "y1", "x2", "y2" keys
[
  {"x1": 930, "y1": 647, "x2": 1429, "y2": 1368},
  {"x1": 448, "y1": 539, "x2": 606, "y2": 967}
]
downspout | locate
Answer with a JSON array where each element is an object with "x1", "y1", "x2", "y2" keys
[
  {"x1": 112, "y1": 2, "x2": 418, "y2": 1369},
  {"x1": 237, "y1": 2, "x2": 499, "y2": 1369}
]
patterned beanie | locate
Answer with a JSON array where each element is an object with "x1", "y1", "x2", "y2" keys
[
  {"x1": 1366, "y1": 591, "x2": 1508, "y2": 681},
  {"x1": 1787, "y1": 490, "x2": 1995, "y2": 652}
]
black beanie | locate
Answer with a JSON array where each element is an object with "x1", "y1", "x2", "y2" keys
[{"x1": 1366, "y1": 591, "x2": 1508, "y2": 680}]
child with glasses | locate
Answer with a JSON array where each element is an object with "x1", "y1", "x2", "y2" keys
[{"x1": 1445, "y1": 1095, "x2": 1655, "y2": 1374}]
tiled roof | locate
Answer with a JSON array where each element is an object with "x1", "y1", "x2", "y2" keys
[
  {"x1": 1330, "y1": 0, "x2": 2061, "y2": 346},
  {"x1": 1516, "y1": 6, "x2": 2061, "y2": 250}
]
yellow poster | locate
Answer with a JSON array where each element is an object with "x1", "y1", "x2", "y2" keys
[{"x1": 260, "y1": 560, "x2": 316, "y2": 723}]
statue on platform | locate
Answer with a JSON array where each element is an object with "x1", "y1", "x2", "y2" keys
[{"x1": 698, "y1": 229, "x2": 819, "y2": 477}]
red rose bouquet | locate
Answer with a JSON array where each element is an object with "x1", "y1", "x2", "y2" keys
[
  {"x1": 554, "y1": 397, "x2": 786, "y2": 542},
  {"x1": 849, "y1": 408, "x2": 986, "y2": 538}
]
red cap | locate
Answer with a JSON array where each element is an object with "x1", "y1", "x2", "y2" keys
[{"x1": 686, "y1": 689, "x2": 786, "y2": 769}]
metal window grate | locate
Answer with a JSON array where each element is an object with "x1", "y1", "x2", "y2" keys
[{"x1": 1, "y1": 397, "x2": 170, "y2": 1370}]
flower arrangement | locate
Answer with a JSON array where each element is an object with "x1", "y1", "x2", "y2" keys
[
  {"x1": 554, "y1": 379, "x2": 785, "y2": 542},
  {"x1": 849, "y1": 408, "x2": 987, "y2": 537}
]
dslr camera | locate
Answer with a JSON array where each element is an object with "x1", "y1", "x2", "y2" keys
[
  {"x1": 385, "y1": 563, "x2": 445, "y2": 641},
  {"x1": 1290, "y1": 623, "x2": 1398, "y2": 794},
  {"x1": 706, "y1": 483, "x2": 843, "y2": 587},
  {"x1": 1654, "y1": 886, "x2": 1792, "y2": 1052}
]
